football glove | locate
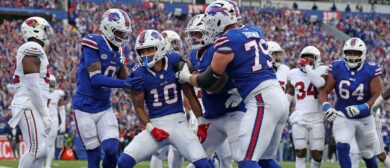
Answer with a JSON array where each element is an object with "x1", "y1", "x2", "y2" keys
[
  {"x1": 146, "y1": 123, "x2": 169, "y2": 141},
  {"x1": 196, "y1": 117, "x2": 210, "y2": 143},
  {"x1": 225, "y1": 88, "x2": 242, "y2": 108},
  {"x1": 345, "y1": 103, "x2": 369, "y2": 118}
]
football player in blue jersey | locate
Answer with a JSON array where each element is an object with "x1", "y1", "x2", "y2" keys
[
  {"x1": 71, "y1": 9, "x2": 144, "y2": 168},
  {"x1": 177, "y1": 1, "x2": 289, "y2": 168},
  {"x1": 117, "y1": 30, "x2": 213, "y2": 168},
  {"x1": 185, "y1": 14, "x2": 246, "y2": 168},
  {"x1": 319, "y1": 37, "x2": 383, "y2": 168}
]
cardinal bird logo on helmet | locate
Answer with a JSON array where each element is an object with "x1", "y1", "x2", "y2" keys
[{"x1": 25, "y1": 19, "x2": 39, "y2": 28}]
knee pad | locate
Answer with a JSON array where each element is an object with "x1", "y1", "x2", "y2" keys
[
  {"x1": 102, "y1": 139, "x2": 119, "y2": 156},
  {"x1": 118, "y1": 153, "x2": 136, "y2": 168},
  {"x1": 79, "y1": 117, "x2": 99, "y2": 150},
  {"x1": 237, "y1": 161, "x2": 260, "y2": 168},
  {"x1": 192, "y1": 158, "x2": 214, "y2": 168},
  {"x1": 361, "y1": 150, "x2": 374, "y2": 159},
  {"x1": 258, "y1": 159, "x2": 281, "y2": 168}
]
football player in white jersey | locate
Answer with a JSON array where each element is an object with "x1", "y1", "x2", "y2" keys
[
  {"x1": 8, "y1": 16, "x2": 54, "y2": 168},
  {"x1": 267, "y1": 41, "x2": 289, "y2": 92},
  {"x1": 44, "y1": 75, "x2": 66, "y2": 168},
  {"x1": 286, "y1": 46, "x2": 327, "y2": 168}
]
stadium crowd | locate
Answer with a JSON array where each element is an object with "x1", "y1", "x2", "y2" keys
[{"x1": 1, "y1": 1, "x2": 390, "y2": 162}]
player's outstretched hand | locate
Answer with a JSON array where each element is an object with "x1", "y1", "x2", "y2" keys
[
  {"x1": 124, "y1": 77, "x2": 144, "y2": 90},
  {"x1": 225, "y1": 88, "x2": 242, "y2": 108},
  {"x1": 196, "y1": 117, "x2": 210, "y2": 143},
  {"x1": 146, "y1": 123, "x2": 169, "y2": 141},
  {"x1": 42, "y1": 114, "x2": 52, "y2": 134},
  {"x1": 345, "y1": 103, "x2": 369, "y2": 118},
  {"x1": 176, "y1": 63, "x2": 191, "y2": 84}
]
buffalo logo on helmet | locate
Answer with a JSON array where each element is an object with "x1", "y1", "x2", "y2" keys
[
  {"x1": 151, "y1": 31, "x2": 162, "y2": 40},
  {"x1": 206, "y1": 3, "x2": 229, "y2": 16},
  {"x1": 25, "y1": 19, "x2": 39, "y2": 28},
  {"x1": 105, "y1": 12, "x2": 121, "y2": 22}
]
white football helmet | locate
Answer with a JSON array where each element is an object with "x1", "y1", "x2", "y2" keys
[
  {"x1": 49, "y1": 74, "x2": 56, "y2": 91},
  {"x1": 100, "y1": 9, "x2": 132, "y2": 48},
  {"x1": 135, "y1": 30, "x2": 166, "y2": 68},
  {"x1": 300, "y1": 46, "x2": 321, "y2": 67},
  {"x1": 161, "y1": 30, "x2": 182, "y2": 52},
  {"x1": 21, "y1": 16, "x2": 54, "y2": 47},
  {"x1": 185, "y1": 14, "x2": 215, "y2": 50},
  {"x1": 267, "y1": 41, "x2": 284, "y2": 68},
  {"x1": 203, "y1": 0, "x2": 241, "y2": 36},
  {"x1": 343, "y1": 37, "x2": 367, "y2": 68}
]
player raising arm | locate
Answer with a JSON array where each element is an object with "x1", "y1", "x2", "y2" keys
[{"x1": 318, "y1": 37, "x2": 382, "y2": 168}]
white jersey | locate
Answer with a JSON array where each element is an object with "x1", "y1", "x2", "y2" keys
[
  {"x1": 275, "y1": 64, "x2": 290, "y2": 92},
  {"x1": 288, "y1": 65, "x2": 327, "y2": 124},
  {"x1": 11, "y1": 41, "x2": 49, "y2": 113},
  {"x1": 48, "y1": 90, "x2": 65, "y2": 120}
]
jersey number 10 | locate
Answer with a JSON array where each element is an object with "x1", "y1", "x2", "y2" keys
[{"x1": 150, "y1": 83, "x2": 178, "y2": 107}]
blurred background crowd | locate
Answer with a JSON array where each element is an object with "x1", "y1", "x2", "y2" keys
[{"x1": 0, "y1": 0, "x2": 389, "y2": 162}]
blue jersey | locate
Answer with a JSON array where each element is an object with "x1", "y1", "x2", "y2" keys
[
  {"x1": 189, "y1": 45, "x2": 246, "y2": 119},
  {"x1": 72, "y1": 34, "x2": 129, "y2": 113},
  {"x1": 132, "y1": 52, "x2": 184, "y2": 119},
  {"x1": 214, "y1": 24, "x2": 276, "y2": 100},
  {"x1": 330, "y1": 60, "x2": 382, "y2": 119}
]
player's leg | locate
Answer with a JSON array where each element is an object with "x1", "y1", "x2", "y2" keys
[
  {"x1": 332, "y1": 116, "x2": 355, "y2": 168},
  {"x1": 45, "y1": 119, "x2": 59, "y2": 168},
  {"x1": 74, "y1": 110, "x2": 100, "y2": 168},
  {"x1": 96, "y1": 108, "x2": 120, "y2": 168},
  {"x1": 168, "y1": 146, "x2": 184, "y2": 168},
  {"x1": 151, "y1": 146, "x2": 169, "y2": 168},
  {"x1": 308, "y1": 122, "x2": 325, "y2": 168},
  {"x1": 350, "y1": 138, "x2": 361, "y2": 168},
  {"x1": 238, "y1": 84, "x2": 289, "y2": 168},
  {"x1": 258, "y1": 109, "x2": 287, "y2": 168},
  {"x1": 18, "y1": 109, "x2": 47, "y2": 168},
  {"x1": 169, "y1": 115, "x2": 212, "y2": 168},
  {"x1": 374, "y1": 117, "x2": 390, "y2": 168},
  {"x1": 215, "y1": 140, "x2": 233, "y2": 168},
  {"x1": 291, "y1": 124, "x2": 308, "y2": 168},
  {"x1": 355, "y1": 117, "x2": 378, "y2": 168},
  {"x1": 119, "y1": 130, "x2": 165, "y2": 168}
]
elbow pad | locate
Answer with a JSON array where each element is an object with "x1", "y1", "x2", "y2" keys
[{"x1": 196, "y1": 66, "x2": 221, "y2": 89}]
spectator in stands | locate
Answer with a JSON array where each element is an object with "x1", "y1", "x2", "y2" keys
[
  {"x1": 6, "y1": 125, "x2": 21, "y2": 159},
  {"x1": 331, "y1": 3, "x2": 337, "y2": 11},
  {"x1": 345, "y1": 4, "x2": 351, "y2": 12},
  {"x1": 312, "y1": 3, "x2": 318, "y2": 10},
  {"x1": 356, "y1": 3, "x2": 363, "y2": 12},
  {"x1": 293, "y1": 2, "x2": 298, "y2": 10}
]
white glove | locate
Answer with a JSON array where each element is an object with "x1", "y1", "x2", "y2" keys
[
  {"x1": 42, "y1": 114, "x2": 52, "y2": 134},
  {"x1": 325, "y1": 108, "x2": 344, "y2": 121},
  {"x1": 176, "y1": 63, "x2": 191, "y2": 84},
  {"x1": 225, "y1": 88, "x2": 242, "y2": 108},
  {"x1": 371, "y1": 95, "x2": 384, "y2": 114},
  {"x1": 58, "y1": 123, "x2": 66, "y2": 134},
  {"x1": 345, "y1": 106, "x2": 360, "y2": 118}
]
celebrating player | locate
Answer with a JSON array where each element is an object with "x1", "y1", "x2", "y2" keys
[
  {"x1": 72, "y1": 9, "x2": 144, "y2": 168},
  {"x1": 319, "y1": 37, "x2": 382, "y2": 168},
  {"x1": 286, "y1": 46, "x2": 327, "y2": 168},
  {"x1": 177, "y1": 1, "x2": 289, "y2": 167},
  {"x1": 45, "y1": 75, "x2": 66, "y2": 168},
  {"x1": 8, "y1": 16, "x2": 54, "y2": 168},
  {"x1": 185, "y1": 14, "x2": 245, "y2": 168},
  {"x1": 118, "y1": 29, "x2": 213, "y2": 168},
  {"x1": 267, "y1": 41, "x2": 290, "y2": 92}
]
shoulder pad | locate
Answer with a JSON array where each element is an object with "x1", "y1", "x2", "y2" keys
[
  {"x1": 22, "y1": 42, "x2": 44, "y2": 56},
  {"x1": 81, "y1": 34, "x2": 99, "y2": 50}
]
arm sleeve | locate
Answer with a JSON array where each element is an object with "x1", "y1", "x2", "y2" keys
[
  {"x1": 25, "y1": 73, "x2": 49, "y2": 117},
  {"x1": 59, "y1": 105, "x2": 66, "y2": 125},
  {"x1": 83, "y1": 47, "x2": 126, "y2": 88},
  {"x1": 305, "y1": 65, "x2": 326, "y2": 88}
]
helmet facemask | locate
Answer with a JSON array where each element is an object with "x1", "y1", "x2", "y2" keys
[
  {"x1": 343, "y1": 50, "x2": 364, "y2": 68},
  {"x1": 137, "y1": 46, "x2": 159, "y2": 68},
  {"x1": 270, "y1": 51, "x2": 284, "y2": 68},
  {"x1": 186, "y1": 30, "x2": 207, "y2": 50}
]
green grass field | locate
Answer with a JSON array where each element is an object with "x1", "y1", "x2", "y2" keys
[{"x1": 0, "y1": 160, "x2": 384, "y2": 168}]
